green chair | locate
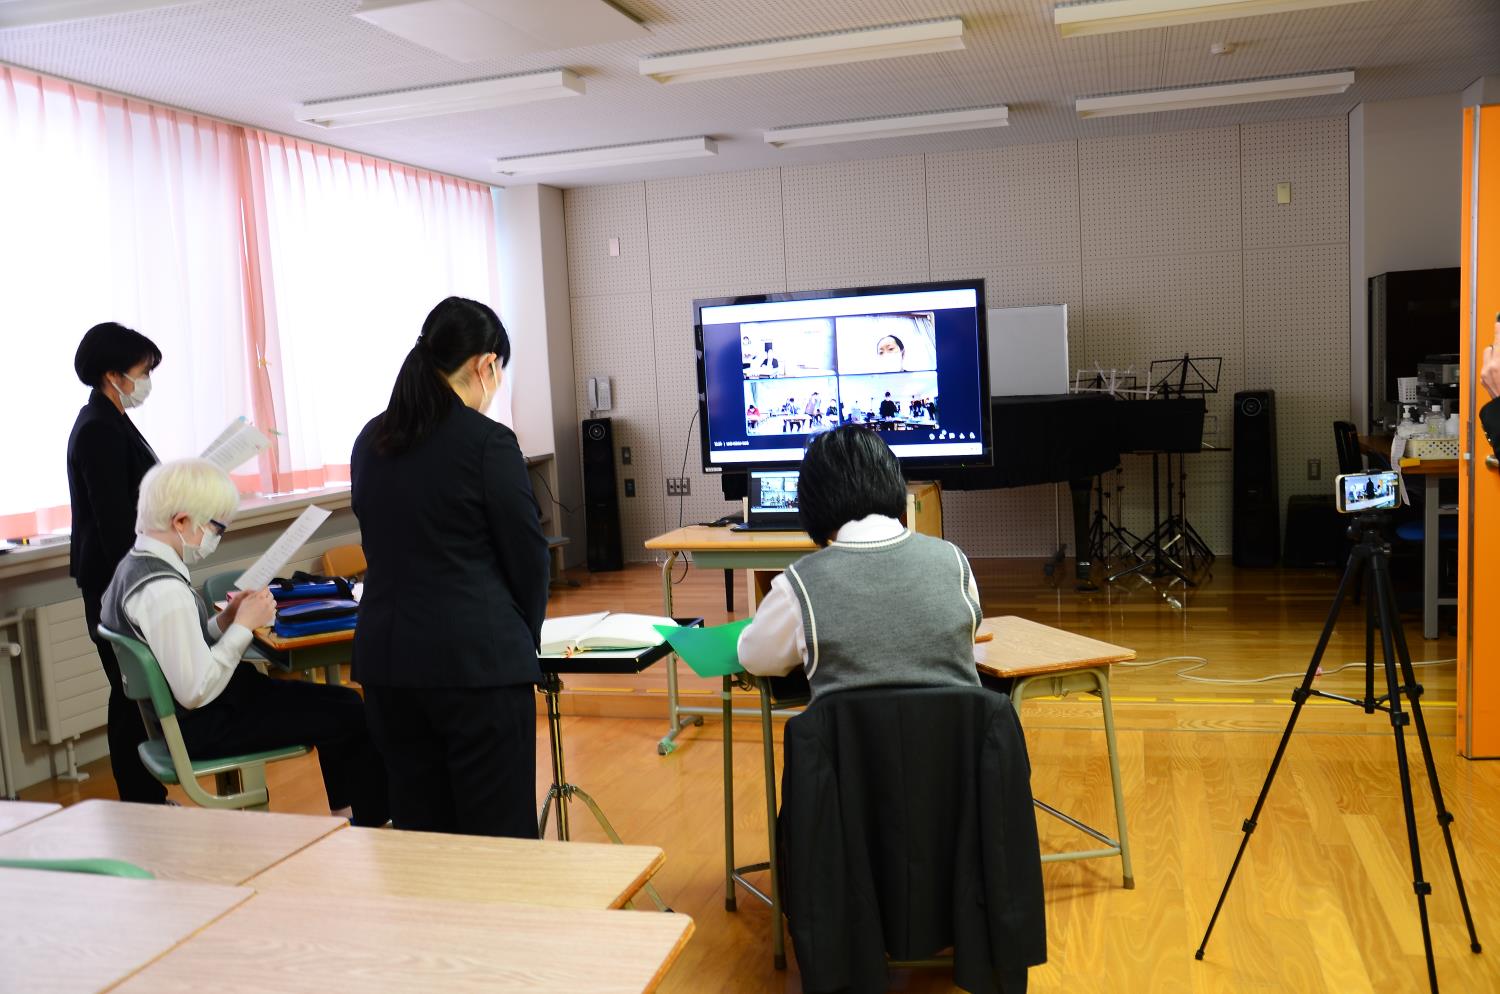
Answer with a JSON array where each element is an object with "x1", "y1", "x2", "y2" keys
[
  {"x1": 96, "y1": 625, "x2": 310, "y2": 811},
  {"x1": 202, "y1": 571, "x2": 276, "y2": 674},
  {"x1": 0, "y1": 857, "x2": 153, "y2": 879}
]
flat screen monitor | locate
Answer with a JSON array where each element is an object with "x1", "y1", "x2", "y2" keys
[{"x1": 694, "y1": 279, "x2": 991, "y2": 471}]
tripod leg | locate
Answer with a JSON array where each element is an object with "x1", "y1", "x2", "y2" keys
[
  {"x1": 1374, "y1": 555, "x2": 1483, "y2": 956},
  {"x1": 1197, "y1": 547, "x2": 1363, "y2": 960},
  {"x1": 1369, "y1": 553, "x2": 1441, "y2": 994}
]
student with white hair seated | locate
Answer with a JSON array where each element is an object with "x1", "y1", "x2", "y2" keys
[{"x1": 100, "y1": 458, "x2": 388, "y2": 825}]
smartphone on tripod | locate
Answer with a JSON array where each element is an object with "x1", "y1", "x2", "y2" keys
[{"x1": 1334, "y1": 470, "x2": 1401, "y2": 513}]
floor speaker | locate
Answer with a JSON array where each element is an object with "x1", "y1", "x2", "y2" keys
[
  {"x1": 581, "y1": 418, "x2": 623, "y2": 571},
  {"x1": 1233, "y1": 390, "x2": 1279, "y2": 567}
]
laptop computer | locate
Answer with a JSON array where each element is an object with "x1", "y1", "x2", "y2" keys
[{"x1": 731, "y1": 468, "x2": 804, "y2": 532}]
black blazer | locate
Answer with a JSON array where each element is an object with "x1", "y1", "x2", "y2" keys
[
  {"x1": 350, "y1": 398, "x2": 550, "y2": 688},
  {"x1": 66, "y1": 390, "x2": 158, "y2": 593},
  {"x1": 778, "y1": 685, "x2": 1046, "y2": 994},
  {"x1": 1481, "y1": 397, "x2": 1500, "y2": 461}
]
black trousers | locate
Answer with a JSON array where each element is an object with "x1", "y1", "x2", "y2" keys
[
  {"x1": 363, "y1": 684, "x2": 537, "y2": 839},
  {"x1": 176, "y1": 664, "x2": 389, "y2": 827},
  {"x1": 81, "y1": 586, "x2": 167, "y2": 804}
]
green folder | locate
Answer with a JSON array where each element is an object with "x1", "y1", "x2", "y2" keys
[{"x1": 655, "y1": 619, "x2": 751, "y2": 677}]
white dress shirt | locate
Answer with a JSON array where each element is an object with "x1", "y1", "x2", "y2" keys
[
  {"x1": 737, "y1": 515, "x2": 981, "y2": 678},
  {"x1": 121, "y1": 535, "x2": 253, "y2": 709}
]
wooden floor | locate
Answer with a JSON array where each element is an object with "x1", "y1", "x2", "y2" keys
[{"x1": 24, "y1": 559, "x2": 1500, "y2": 994}]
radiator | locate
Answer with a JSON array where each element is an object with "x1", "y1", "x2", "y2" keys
[{"x1": 24, "y1": 599, "x2": 110, "y2": 753}]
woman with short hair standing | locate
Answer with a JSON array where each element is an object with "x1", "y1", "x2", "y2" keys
[
  {"x1": 351, "y1": 296, "x2": 549, "y2": 838},
  {"x1": 67, "y1": 321, "x2": 166, "y2": 803}
]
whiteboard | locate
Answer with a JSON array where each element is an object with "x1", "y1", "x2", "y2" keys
[{"x1": 986, "y1": 304, "x2": 1069, "y2": 397}]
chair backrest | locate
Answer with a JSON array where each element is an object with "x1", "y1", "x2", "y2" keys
[
  {"x1": 321, "y1": 544, "x2": 367, "y2": 578},
  {"x1": 1333, "y1": 421, "x2": 1364, "y2": 475},
  {"x1": 96, "y1": 625, "x2": 178, "y2": 721},
  {"x1": 201, "y1": 570, "x2": 239, "y2": 606}
]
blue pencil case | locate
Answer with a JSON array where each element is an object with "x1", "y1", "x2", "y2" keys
[
  {"x1": 273, "y1": 598, "x2": 357, "y2": 637},
  {"x1": 273, "y1": 614, "x2": 357, "y2": 638}
]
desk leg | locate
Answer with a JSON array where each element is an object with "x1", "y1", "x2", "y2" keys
[
  {"x1": 723, "y1": 674, "x2": 736, "y2": 911},
  {"x1": 1097, "y1": 669, "x2": 1134, "y2": 889},
  {"x1": 1424, "y1": 473, "x2": 1439, "y2": 640},
  {"x1": 760, "y1": 680, "x2": 786, "y2": 970},
  {"x1": 657, "y1": 551, "x2": 702, "y2": 755}
]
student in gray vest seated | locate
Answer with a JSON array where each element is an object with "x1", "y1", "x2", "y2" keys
[
  {"x1": 101, "y1": 458, "x2": 388, "y2": 825},
  {"x1": 737, "y1": 426, "x2": 982, "y2": 700}
]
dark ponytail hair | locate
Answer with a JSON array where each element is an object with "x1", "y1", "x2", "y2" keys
[{"x1": 372, "y1": 296, "x2": 511, "y2": 455}]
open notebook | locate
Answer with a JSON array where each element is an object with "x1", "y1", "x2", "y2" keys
[{"x1": 540, "y1": 612, "x2": 678, "y2": 655}]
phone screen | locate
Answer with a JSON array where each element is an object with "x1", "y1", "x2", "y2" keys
[{"x1": 1336, "y1": 471, "x2": 1401, "y2": 513}]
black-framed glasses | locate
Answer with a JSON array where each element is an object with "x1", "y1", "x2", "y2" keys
[{"x1": 207, "y1": 519, "x2": 228, "y2": 537}]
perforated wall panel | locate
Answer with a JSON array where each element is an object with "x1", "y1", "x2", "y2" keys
[
  {"x1": 568, "y1": 290, "x2": 665, "y2": 557},
  {"x1": 1242, "y1": 118, "x2": 1350, "y2": 251},
  {"x1": 1245, "y1": 244, "x2": 1352, "y2": 514},
  {"x1": 565, "y1": 117, "x2": 1352, "y2": 563},
  {"x1": 1080, "y1": 127, "x2": 1241, "y2": 261},
  {"x1": 564, "y1": 183, "x2": 649, "y2": 299},
  {"x1": 781, "y1": 155, "x2": 930, "y2": 292},
  {"x1": 645, "y1": 169, "x2": 785, "y2": 294}
]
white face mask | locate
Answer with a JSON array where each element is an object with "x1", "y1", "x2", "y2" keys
[
  {"x1": 479, "y1": 359, "x2": 499, "y2": 412},
  {"x1": 179, "y1": 525, "x2": 220, "y2": 565},
  {"x1": 118, "y1": 372, "x2": 152, "y2": 409}
]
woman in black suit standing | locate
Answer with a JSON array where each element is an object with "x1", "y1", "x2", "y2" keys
[
  {"x1": 351, "y1": 296, "x2": 549, "y2": 838},
  {"x1": 66, "y1": 322, "x2": 166, "y2": 803}
]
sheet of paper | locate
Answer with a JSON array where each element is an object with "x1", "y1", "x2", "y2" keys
[
  {"x1": 202, "y1": 417, "x2": 272, "y2": 472},
  {"x1": 657, "y1": 619, "x2": 751, "y2": 677},
  {"x1": 233, "y1": 505, "x2": 331, "y2": 591},
  {"x1": 1390, "y1": 435, "x2": 1410, "y2": 504}
]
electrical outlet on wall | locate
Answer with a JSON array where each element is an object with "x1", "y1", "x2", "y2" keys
[
  {"x1": 1307, "y1": 458, "x2": 1321, "y2": 480},
  {"x1": 624, "y1": 479, "x2": 635, "y2": 498},
  {"x1": 667, "y1": 477, "x2": 690, "y2": 497}
]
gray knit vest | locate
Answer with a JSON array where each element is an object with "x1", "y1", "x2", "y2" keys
[
  {"x1": 784, "y1": 530, "x2": 981, "y2": 703},
  {"x1": 100, "y1": 549, "x2": 212, "y2": 645}
]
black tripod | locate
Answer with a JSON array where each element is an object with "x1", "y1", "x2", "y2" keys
[{"x1": 1195, "y1": 513, "x2": 1481, "y2": 993}]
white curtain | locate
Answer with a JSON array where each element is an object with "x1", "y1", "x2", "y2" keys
[
  {"x1": 0, "y1": 63, "x2": 506, "y2": 535},
  {"x1": 243, "y1": 130, "x2": 505, "y2": 489},
  {"x1": 0, "y1": 67, "x2": 252, "y2": 536}
]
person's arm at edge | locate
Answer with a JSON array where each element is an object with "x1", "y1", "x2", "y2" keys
[
  {"x1": 1480, "y1": 313, "x2": 1500, "y2": 460},
  {"x1": 738, "y1": 572, "x2": 802, "y2": 677},
  {"x1": 482, "y1": 424, "x2": 550, "y2": 646}
]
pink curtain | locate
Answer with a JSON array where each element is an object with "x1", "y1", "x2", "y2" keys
[{"x1": 0, "y1": 65, "x2": 502, "y2": 535}]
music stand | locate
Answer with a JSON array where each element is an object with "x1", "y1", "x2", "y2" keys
[
  {"x1": 1107, "y1": 397, "x2": 1207, "y2": 586},
  {"x1": 1146, "y1": 355, "x2": 1222, "y2": 575},
  {"x1": 536, "y1": 618, "x2": 704, "y2": 914}
]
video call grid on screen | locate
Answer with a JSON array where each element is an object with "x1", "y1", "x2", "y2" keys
[
  {"x1": 750, "y1": 470, "x2": 800, "y2": 514},
  {"x1": 697, "y1": 286, "x2": 987, "y2": 467}
]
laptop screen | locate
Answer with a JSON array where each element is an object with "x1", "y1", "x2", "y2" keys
[{"x1": 748, "y1": 469, "x2": 800, "y2": 522}]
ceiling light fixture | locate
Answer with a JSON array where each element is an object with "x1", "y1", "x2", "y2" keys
[
  {"x1": 765, "y1": 106, "x2": 1009, "y2": 149},
  {"x1": 493, "y1": 136, "x2": 718, "y2": 176},
  {"x1": 1053, "y1": 0, "x2": 1376, "y2": 38},
  {"x1": 294, "y1": 70, "x2": 585, "y2": 129},
  {"x1": 0, "y1": 0, "x2": 198, "y2": 29},
  {"x1": 639, "y1": 18, "x2": 964, "y2": 84},
  {"x1": 1074, "y1": 70, "x2": 1354, "y2": 118}
]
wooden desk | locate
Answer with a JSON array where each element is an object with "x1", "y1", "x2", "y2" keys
[
  {"x1": 0, "y1": 866, "x2": 250, "y2": 994},
  {"x1": 247, "y1": 825, "x2": 664, "y2": 910},
  {"x1": 977, "y1": 616, "x2": 1135, "y2": 888},
  {"x1": 114, "y1": 890, "x2": 695, "y2": 994},
  {"x1": 252, "y1": 625, "x2": 353, "y2": 685},
  {"x1": 644, "y1": 526, "x2": 815, "y2": 754},
  {"x1": 0, "y1": 799, "x2": 59, "y2": 834},
  {"x1": 0, "y1": 799, "x2": 344, "y2": 885}
]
